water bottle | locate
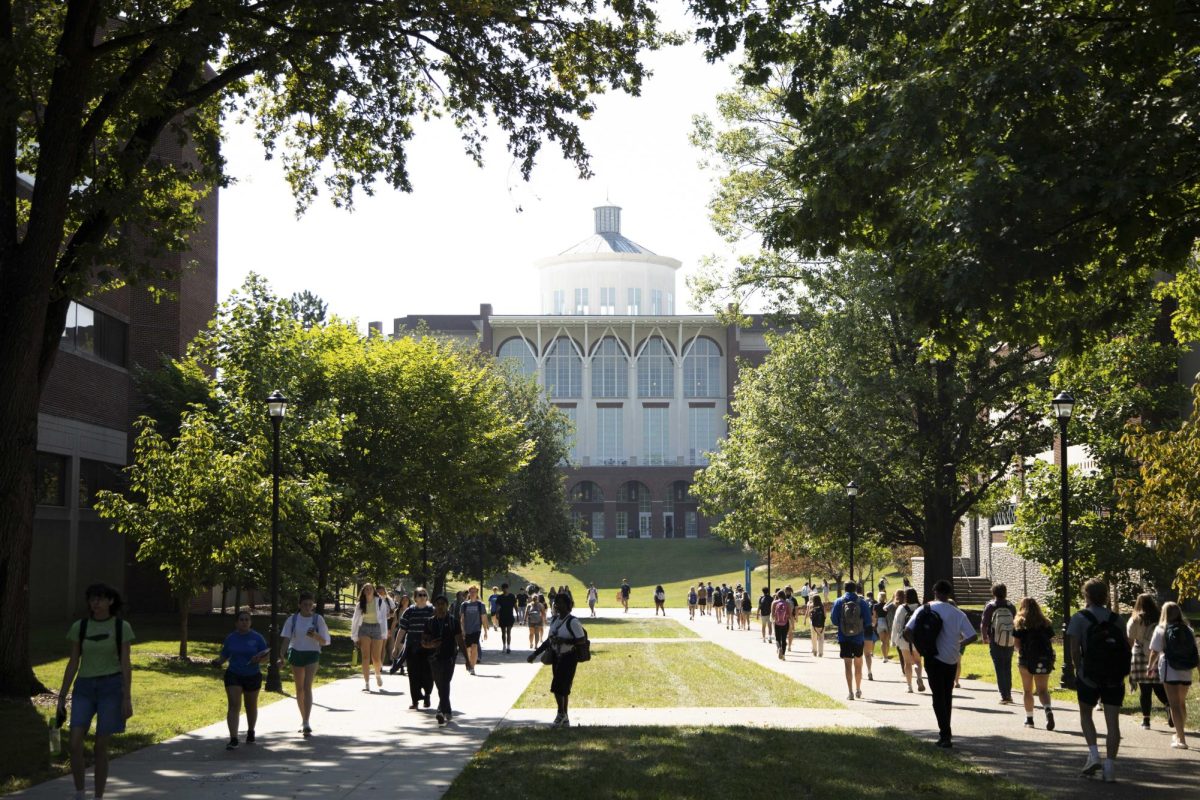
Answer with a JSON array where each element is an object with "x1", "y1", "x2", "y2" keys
[{"x1": 49, "y1": 710, "x2": 64, "y2": 755}]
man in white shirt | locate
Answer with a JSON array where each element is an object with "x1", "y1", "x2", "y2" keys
[{"x1": 904, "y1": 579, "x2": 978, "y2": 748}]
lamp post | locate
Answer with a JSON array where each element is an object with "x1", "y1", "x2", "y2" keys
[
  {"x1": 1052, "y1": 391, "x2": 1076, "y2": 690},
  {"x1": 421, "y1": 493, "x2": 432, "y2": 588},
  {"x1": 846, "y1": 481, "x2": 859, "y2": 587},
  {"x1": 766, "y1": 543, "x2": 772, "y2": 596},
  {"x1": 265, "y1": 390, "x2": 288, "y2": 692}
]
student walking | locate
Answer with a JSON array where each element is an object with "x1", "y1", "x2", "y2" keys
[
  {"x1": 1012, "y1": 597, "x2": 1055, "y2": 730},
  {"x1": 1127, "y1": 593, "x2": 1172, "y2": 731},
  {"x1": 697, "y1": 583, "x2": 708, "y2": 616},
  {"x1": 740, "y1": 589, "x2": 752, "y2": 630},
  {"x1": 1149, "y1": 601, "x2": 1197, "y2": 749},
  {"x1": 904, "y1": 579, "x2": 977, "y2": 747},
  {"x1": 351, "y1": 582, "x2": 393, "y2": 692},
  {"x1": 56, "y1": 584, "x2": 135, "y2": 800},
  {"x1": 724, "y1": 587, "x2": 737, "y2": 630},
  {"x1": 527, "y1": 594, "x2": 547, "y2": 649},
  {"x1": 620, "y1": 579, "x2": 631, "y2": 613},
  {"x1": 279, "y1": 592, "x2": 331, "y2": 736},
  {"x1": 528, "y1": 592, "x2": 588, "y2": 726},
  {"x1": 770, "y1": 590, "x2": 791, "y2": 660},
  {"x1": 688, "y1": 586, "x2": 699, "y2": 620},
  {"x1": 880, "y1": 591, "x2": 900, "y2": 663},
  {"x1": 496, "y1": 583, "x2": 518, "y2": 653},
  {"x1": 891, "y1": 588, "x2": 923, "y2": 692},
  {"x1": 458, "y1": 586, "x2": 489, "y2": 675},
  {"x1": 758, "y1": 587, "x2": 773, "y2": 642},
  {"x1": 394, "y1": 587, "x2": 436, "y2": 709},
  {"x1": 1068, "y1": 578, "x2": 1130, "y2": 781},
  {"x1": 424, "y1": 594, "x2": 466, "y2": 725},
  {"x1": 863, "y1": 592, "x2": 880, "y2": 680},
  {"x1": 587, "y1": 583, "x2": 599, "y2": 617},
  {"x1": 981, "y1": 583, "x2": 1017, "y2": 705},
  {"x1": 831, "y1": 582, "x2": 872, "y2": 699},
  {"x1": 654, "y1": 585, "x2": 667, "y2": 616},
  {"x1": 808, "y1": 594, "x2": 826, "y2": 658},
  {"x1": 211, "y1": 609, "x2": 269, "y2": 749},
  {"x1": 388, "y1": 593, "x2": 411, "y2": 675}
]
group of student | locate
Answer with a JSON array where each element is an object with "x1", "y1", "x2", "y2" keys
[{"x1": 685, "y1": 582, "x2": 755, "y2": 628}]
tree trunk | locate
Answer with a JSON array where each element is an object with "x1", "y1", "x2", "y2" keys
[
  {"x1": 234, "y1": 585, "x2": 242, "y2": 613},
  {"x1": 178, "y1": 597, "x2": 190, "y2": 659},
  {"x1": 316, "y1": 563, "x2": 329, "y2": 616},
  {"x1": 921, "y1": 497, "x2": 957, "y2": 602},
  {"x1": 220, "y1": 586, "x2": 228, "y2": 615}
]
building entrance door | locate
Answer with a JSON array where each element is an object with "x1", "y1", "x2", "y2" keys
[
  {"x1": 639, "y1": 512, "x2": 651, "y2": 538},
  {"x1": 663, "y1": 512, "x2": 674, "y2": 539}
]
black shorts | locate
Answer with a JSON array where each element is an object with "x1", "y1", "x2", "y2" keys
[
  {"x1": 498, "y1": 616, "x2": 514, "y2": 630},
  {"x1": 1077, "y1": 681, "x2": 1125, "y2": 708},
  {"x1": 223, "y1": 671, "x2": 263, "y2": 692},
  {"x1": 839, "y1": 641, "x2": 865, "y2": 659},
  {"x1": 464, "y1": 632, "x2": 481, "y2": 647}
]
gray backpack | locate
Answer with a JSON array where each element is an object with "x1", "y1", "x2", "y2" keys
[{"x1": 840, "y1": 599, "x2": 864, "y2": 637}]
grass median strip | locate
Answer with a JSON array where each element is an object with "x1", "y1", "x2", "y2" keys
[
  {"x1": 581, "y1": 617, "x2": 694, "y2": 639},
  {"x1": 444, "y1": 726, "x2": 1045, "y2": 800},
  {"x1": 514, "y1": 642, "x2": 838, "y2": 708}
]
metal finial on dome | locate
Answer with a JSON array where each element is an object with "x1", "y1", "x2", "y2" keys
[{"x1": 594, "y1": 205, "x2": 621, "y2": 234}]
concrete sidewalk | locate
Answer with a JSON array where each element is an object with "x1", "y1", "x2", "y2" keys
[
  {"x1": 14, "y1": 648, "x2": 542, "y2": 799},
  {"x1": 668, "y1": 606, "x2": 1200, "y2": 799}
]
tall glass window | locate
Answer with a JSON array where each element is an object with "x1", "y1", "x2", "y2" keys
[
  {"x1": 497, "y1": 338, "x2": 537, "y2": 379},
  {"x1": 616, "y1": 511, "x2": 629, "y2": 538},
  {"x1": 600, "y1": 287, "x2": 617, "y2": 315},
  {"x1": 559, "y1": 405, "x2": 578, "y2": 463},
  {"x1": 643, "y1": 407, "x2": 669, "y2": 465},
  {"x1": 543, "y1": 337, "x2": 581, "y2": 398},
  {"x1": 574, "y1": 287, "x2": 589, "y2": 315},
  {"x1": 591, "y1": 337, "x2": 628, "y2": 398},
  {"x1": 686, "y1": 511, "x2": 698, "y2": 538},
  {"x1": 651, "y1": 289, "x2": 663, "y2": 315},
  {"x1": 688, "y1": 406, "x2": 719, "y2": 465},
  {"x1": 553, "y1": 290, "x2": 565, "y2": 314},
  {"x1": 596, "y1": 406, "x2": 623, "y2": 463},
  {"x1": 627, "y1": 287, "x2": 642, "y2": 314},
  {"x1": 683, "y1": 337, "x2": 723, "y2": 397},
  {"x1": 637, "y1": 337, "x2": 674, "y2": 397}
]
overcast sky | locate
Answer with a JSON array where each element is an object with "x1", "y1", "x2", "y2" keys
[{"x1": 217, "y1": 23, "x2": 745, "y2": 330}]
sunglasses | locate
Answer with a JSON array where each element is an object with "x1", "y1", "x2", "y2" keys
[{"x1": 416, "y1": 592, "x2": 428, "y2": 597}]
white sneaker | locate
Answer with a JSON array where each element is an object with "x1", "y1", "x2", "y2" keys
[
  {"x1": 1101, "y1": 760, "x2": 1115, "y2": 783},
  {"x1": 552, "y1": 713, "x2": 564, "y2": 726},
  {"x1": 1080, "y1": 755, "x2": 1101, "y2": 777},
  {"x1": 855, "y1": 689, "x2": 863, "y2": 699},
  {"x1": 560, "y1": 716, "x2": 570, "y2": 727},
  {"x1": 847, "y1": 692, "x2": 854, "y2": 700}
]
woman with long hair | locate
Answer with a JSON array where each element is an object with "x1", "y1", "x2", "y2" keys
[
  {"x1": 388, "y1": 593, "x2": 411, "y2": 675},
  {"x1": 1013, "y1": 597, "x2": 1055, "y2": 730},
  {"x1": 279, "y1": 592, "x2": 331, "y2": 736},
  {"x1": 654, "y1": 585, "x2": 666, "y2": 616},
  {"x1": 351, "y1": 582, "x2": 393, "y2": 692},
  {"x1": 1149, "y1": 601, "x2": 1196, "y2": 749},
  {"x1": 527, "y1": 593, "x2": 547, "y2": 649},
  {"x1": 1127, "y1": 593, "x2": 1171, "y2": 730},
  {"x1": 891, "y1": 588, "x2": 924, "y2": 692}
]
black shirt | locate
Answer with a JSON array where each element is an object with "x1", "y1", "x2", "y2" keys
[
  {"x1": 496, "y1": 593, "x2": 518, "y2": 620},
  {"x1": 424, "y1": 613, "x2": 461, "y2": 659}
]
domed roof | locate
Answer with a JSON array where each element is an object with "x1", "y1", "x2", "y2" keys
[{"x1": 558, "y1": 205, "x2": 657, "y2": 256}]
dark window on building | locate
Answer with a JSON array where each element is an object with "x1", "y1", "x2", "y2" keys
[
  {"x1": 61, "y1": 302, "x2": 127, "y2": 367},
  {"x1": 35, "y1": 452, "x2": 67, "y2": 506},
  {"x1": 79, "y1": 458, "x2": 123, "y2": 508}
]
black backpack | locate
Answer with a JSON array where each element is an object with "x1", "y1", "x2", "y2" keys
[
  {"x1": 79, "y1": 616, "x2": 124, "y2": 654},
  {"x1": 758, "y1": 595, "x2": 771, "y2": 615},
  {"x1": 810, "y1": 602, "x2": 826, "y2": 627},
  {"x1": 1080, "y1": 610, "x2": 1132, "y2": 686},
  {"x1": 911, "y1": 604, "x2": 943, "y2": 659},
  {"x1": 1164, "y1": 623, "x2": 1200, "y2": 671}
]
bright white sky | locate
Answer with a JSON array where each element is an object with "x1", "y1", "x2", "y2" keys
[{"x1": 217, "y1": 26, "x2": 744, "y2": 330}]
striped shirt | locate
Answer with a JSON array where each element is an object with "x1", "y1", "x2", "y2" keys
[{"x1": 398, "y1": 605, "x2": 436, "y2": 652}]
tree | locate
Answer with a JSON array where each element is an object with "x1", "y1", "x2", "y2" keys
[
  {"x1": 688, "y1": 0, "x2": 1200, "y2": 348},
  {"x1": 1, "y1": 0, "x2": 666, "y2": 695},
  {"x1": 95, "y1": 412, "x2": 268, "y2": 658}
]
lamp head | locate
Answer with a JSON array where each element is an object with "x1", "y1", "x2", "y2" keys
[
  {"x1": 267, "y1": 390, "x2": 288, "y2": 419},
  {"x1": 1051, "y1": 391, "x2": 1075, "y2": 420},
  {"x1": 846, "y1": 480, "x2": 858, "y2": 498}
]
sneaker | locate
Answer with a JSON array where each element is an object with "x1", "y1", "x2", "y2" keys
[
  {"x1": 423, "y1": 696, "x2": 431, "y2": 708},
  {"x1": 1046, "y1": 711, "x2": 1055, "y2": 731},
  {"x1": 436, "y1": 712, "x2": 446, "y2": 725},
  {"x1": 917, "y1": 680, "x2": 926, "y2": 692},
  {"x1": 935, "y1": 738, "x2": 952, "y2": 748},
  {"x1": 847, "y1": 692, "x2": 855, "y2": 700},
  {"x1": 246, "y1": 730, "x2": 255, "y2": 744},
  {"x1": 363, "y1": 684, "x2": 371, "y2": 693},
  {"x1": 907, "y1": 686, "x2": 914, "y2": 693},
  {"x1": 302, "y1": 725, "x2": 312, "y2": 737},
  {"x1": 867, "y1": 672, "x2": 874, "y2": 681},
  {"x1": 469, "y1": 667, "x2": 476, "y2": 675},
  {"x1": 855, "y1": 689, "x2": 863, "y2": 699},
  {"x1": 1101, "y1": 760, "x2": 1115, "y2": 783},
  {"x1": 1140, "y1": 718, "x2": 1151, "y2": 730},
  {"x1": 1080, "y1": 755, "x2": 1101, "y2": 777},
  {"x1": 1024, "y1": 717, "x2": 1034, "y2": 728},
  {"x1": 226, "y1": 738, "x2": 239, "y2": 751},
  {"x1": 1171, "y1": 739, "x2": 1189, "y2": 750},
  {"x1": 560, "y1": 717, "x2": 570, "y2": 727},
  {"x1": 552, "y1": 712, "x2": 564, "y2": 726}
]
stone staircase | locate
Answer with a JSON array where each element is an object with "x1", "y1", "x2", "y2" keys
[{"x1": 952, "y1": 575, "x2": 993, "y2": 606}]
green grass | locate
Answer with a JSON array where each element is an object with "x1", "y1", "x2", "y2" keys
[
  {"x1": 513, "y1": 642, "x2": 837, "y2": 709},
  {"x1": 581, "y1": 617, "x2": 694, "y2": 639},
  {"x1": 444, "y1": 726, "x2": 1045, "y2": 800},
  {"x1": 0, "y1": 612, "x2": 359, "y2": 795}
]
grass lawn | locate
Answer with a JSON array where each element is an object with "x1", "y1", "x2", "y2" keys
[
  {"x1": 581, "y1": 617, "x2": 694, "y2": 639},
  {"x1": 444, "y1": 726, "x2": 1044, "y2": 800},
  {"x1": 0, "y1": 612, "x2": 358, "y2": 795},
  {"x1": 513, "y1": 642, "x2": 837, "y2": 709}
]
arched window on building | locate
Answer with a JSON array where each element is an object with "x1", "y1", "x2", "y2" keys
[
  {"x1": 497, "y1": 337, "x2": 537, "y2": 379},
  {"x1": 543, "y1": 337, "x2": 582, "y2": 398},
  {"x1": 591, "y1": 337, "x2": 628, "y2": 398},
  {"x1": 637, "y1": 336, "x2": 674, "y2": 398},
  {"x1": 683, "y1": 337, "x2": 723, "y2": 398}
]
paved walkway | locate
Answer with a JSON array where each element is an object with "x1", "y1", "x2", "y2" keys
[{"x1": 670, "y1": 607, "x2": 1200, "y2": 799}]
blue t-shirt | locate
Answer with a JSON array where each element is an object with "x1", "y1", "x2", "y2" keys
[
  {"x1": 830, "y1": 593, "x2": 872, "y2": 644},
  {"x1": 221, "y1": 630, "x2": 269, "y2": 676}
]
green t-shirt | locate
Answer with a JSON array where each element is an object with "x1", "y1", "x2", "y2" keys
[{"x1": 66, "y1": 617, "x2": 135, "y2": 678}]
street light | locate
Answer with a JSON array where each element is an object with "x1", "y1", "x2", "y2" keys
[
  {"x1": 846, "y1": 481, "x2": 859, "y2": 587},
  {"x1": 1051, "y1": 390, "x2": 1076, "y2": 690},
  {"x1": 265, "y1": 389, "x2": 287, "y2": 692}
]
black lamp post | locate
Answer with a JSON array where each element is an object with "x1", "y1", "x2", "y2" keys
[
  {"x1": 265, "y1": 390, "x2": 287, "y2": 692},
  {"x1": 766, "y1": 543, "x2": 772, "y2": 596},
  {"x1": 1052, "y1": 391, "x2": 1076, "y2": 690},
  {"x1": 846, "y1": 481, "x2": 859, "y2": 587}
]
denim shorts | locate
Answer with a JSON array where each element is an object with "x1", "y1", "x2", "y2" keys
[
  {"x1": 70, "y1": 673, "x2": 125, "y2": 736},
  {"x1": 358, "y1": 622, "x2": 384, "y2": 641}
]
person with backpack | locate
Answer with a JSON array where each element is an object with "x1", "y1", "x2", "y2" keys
[
  {"x1": 1067, "y1": 578, "x2": 1130, "y2": 782},
  {"x1": 724, "y1": 586, "x2": 737, "y2": 630},
  {"x1": 424, "y1": 594, "x2": 466, "y2": 725},
  {"x1": 57, "y1": 583, "x2": 135, "y2": 800},
  {"x1": 903, "y1": 579, "x2": 977, "y2": 748},
  {"x1": 393, "y1": 587, "x2": 436, "y2": 710},
  {"x1": 830, "y1": 582, "x2": 872, "y2": 699},
  {"x1": 770, "y1": 589, "x2": 792, "y2": 659},
  {"x1": 457, "y1": 586, "x2": 489, "y2": 675},
  {"x1": 891, "y1": 588, "x2": 924, "y2": 692},
  {"x1": 1127, "y1": 593, "x2": 1172, "y2": 731},
  {"x1": 527, "y1": 592, "x2": 588, "y2": 726},
  {"x1": 688, "y1": 585, "x2": 699, "y2": 620},
  {"x1": 758, "y1": 587, "x2": 773, "y2": 643},
  {"x1": 880, "y1": 590, "x2": 901, "y2": 663},
  {"x1": 279, "y1": 591, "x2": 331, "y2": 736},
  {"x1": 654, "y1": 585, "x2": 667, "y2": 616},
  {"x1": 740, "y1": 588, "x2": 753, "y2": 631},
  {"x1": 211, "y1": 608, "x2": 269, "y2": 750},
  {"x1": 1148, "y1": 600, "x2": 1197, "y2": 749},
  {"x1": 1013, "y1": 597, "x2": 1055, "y2": 730},
  {"x1": 809, "y1": 594, "x2": 826, "y2": 658},
  {"x1": 980, "y1": 583, "x2": 1017, "y2": 705},
  {"x1": 863, "y1": 592, "x2": 882, "y2": 680},
  {"x1": 619, "y1": 578, "x2": 631, "y2": 613}
]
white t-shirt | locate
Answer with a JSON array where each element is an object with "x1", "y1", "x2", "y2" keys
[
  {"x1": 905, "y1": 600, "x2": 976, "y2": 665},
  {"x1": 1150, "y1": 624, "x2": 1198, "y2": 683},
  {"x1": 549, "y1": 615, "x2": 586, "y2": 655},
  {"x1": 281, "y1": 612, "x2": 331, "y2": 652}
]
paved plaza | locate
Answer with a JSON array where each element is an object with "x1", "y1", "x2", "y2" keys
[{"x1": 13, "y1": 608, "x2": 1199, "y2": 799}]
